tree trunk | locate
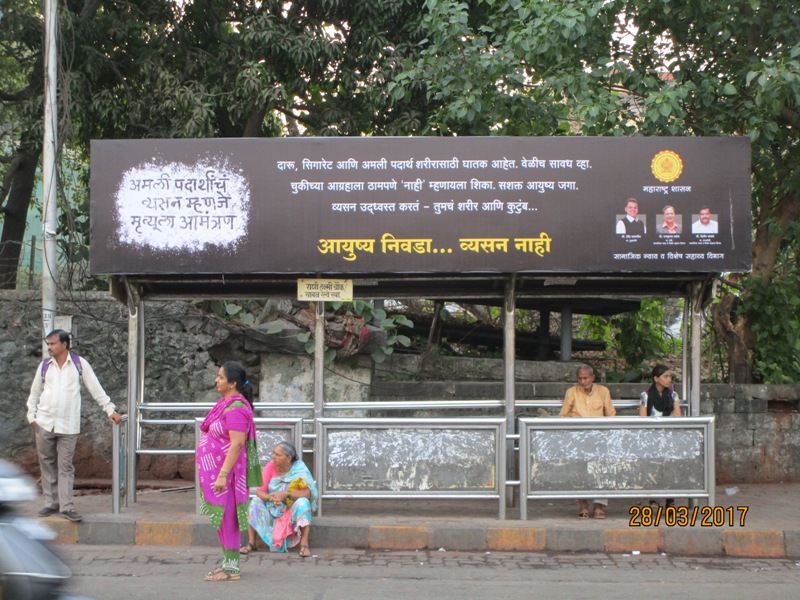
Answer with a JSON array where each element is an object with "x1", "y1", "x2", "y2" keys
[
  {"x1": 0, "y1": 149, "x2": 38, "y2": 289},
  {"x1": 710, "y1": 153, "x2": 800, "y2": 383},
  {"x1": 710, "y1": 293, "x2": 753, "y2": 383}
]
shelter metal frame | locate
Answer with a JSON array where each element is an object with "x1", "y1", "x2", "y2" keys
[
  {"x1": 316, "y1": 417, "x2": 507, "y2": 518},
  {"x1": 518, "y1": 416, "x2": 716, "y2": 520},
  {"x1": 193, "y1": 417, "x2": 304, "y2": 514},
  {"x1": 115, "y1": 271, "x2": 715, "y2": 514}
]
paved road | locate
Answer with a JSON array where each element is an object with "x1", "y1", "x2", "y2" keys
[{"x1": 57, "y1": 545, "x2": 800, "y2": 600}]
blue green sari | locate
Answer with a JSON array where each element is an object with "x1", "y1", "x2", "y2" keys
[{"x1": 248, "y1": 459, "x2": 318, "y2": 552}]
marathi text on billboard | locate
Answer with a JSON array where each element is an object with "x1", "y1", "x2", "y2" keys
[{"x1": 89, "y1": 136, "x2": 752, "y2": 275}]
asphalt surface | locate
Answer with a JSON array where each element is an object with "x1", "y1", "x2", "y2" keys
[{"x1": 57, "y1": 544, "x2": 800, "y2": 600}]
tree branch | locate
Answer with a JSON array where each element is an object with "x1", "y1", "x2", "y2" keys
[
  {"x1": 79, "y1": 0, "x2": 103, "y2": 21},
  {"x1": 0, "y1": 154, "x2": 24, "y2": 208},
  {"x1": 0, "y1": 83, "x2": 41, "y2": 103},
  {"x1": 780, "y1": 106, "x2": 800, "y2": 133},
  {"x1": 717, "y1": 275, "x2": 744, "y2": 292},
  {"x1": 243, "y1": 109, "x2": 267, "y2": 137}
]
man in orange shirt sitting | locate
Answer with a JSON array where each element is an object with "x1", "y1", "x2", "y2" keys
[{"x1": 560, "y1": 364, "x2": 616, "y2": 519}]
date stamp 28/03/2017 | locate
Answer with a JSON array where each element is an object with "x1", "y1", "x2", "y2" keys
[{"x1": 628, "y1": 505, "x2": 749, "y2": 527}]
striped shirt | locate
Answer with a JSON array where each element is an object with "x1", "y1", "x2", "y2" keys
[{"x1": 26, "y1": 354, "x2": 116, "y2": 434}]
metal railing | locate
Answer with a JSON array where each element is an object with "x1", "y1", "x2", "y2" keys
[
  {"x1": 128, "y1": 397, "x2": 688, "y2": 519},
  {"x1": 138, "y1": 402, "x2": 314, "y2": 455},
  {"x1": 316, "y1": 417, "x2": 507, "y2": 518},
  {"x1": 518, "y1": 416, "x2": 716, "y2": 520},
  {"x1": 134, "y1": 398, "x2": 644, "y2": 457},
  {"x1": 193, "y1": 417, "x2": 304, "y2": 514}
]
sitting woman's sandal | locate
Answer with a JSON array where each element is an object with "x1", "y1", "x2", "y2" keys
[
  {"x1": 299, "y1": 544, "x2": 311, "y2": 558},
  {"x1": 239, "y1": 542, "x2": 257, "y2": 555}
]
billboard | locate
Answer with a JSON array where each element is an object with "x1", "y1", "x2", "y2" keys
[{"x1": 89, "y1": 136, "x2": 751, "y2": 275}]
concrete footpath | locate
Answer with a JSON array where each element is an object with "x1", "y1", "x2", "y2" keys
[{"x1": 23, "y1": 481, "x2": 800, "y2": 559}]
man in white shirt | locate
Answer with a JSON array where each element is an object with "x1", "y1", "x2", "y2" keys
[
  {"x1": 692, "y1": 207, "x2": 718, "y2": 234},
  {"x1": 615, "y1": 198, "x2": 646, "y2": 235},
  {"x1": 26, "y1": 330, "x2": 122, "y2": 522}
]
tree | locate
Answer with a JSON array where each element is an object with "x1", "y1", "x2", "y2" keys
[
  {"x1": 2, "y1": 0, "x2": 799, "y2": 381},
  {"x1": 69, "y1": 0, "x2": 435, "y2": 140},
  {"x1": 1, "y1": 0, "x2": 434, "y2": 287},
  {"x1": 0, "y1": 0, "x2": 44, "y2": 288},
  {"x1": 392, "y1": 0, "x2": 800, "y2": 382}
]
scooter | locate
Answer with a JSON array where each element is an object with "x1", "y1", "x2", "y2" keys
[{"x1": 0, "y1": 460, "x2": 88, "y2": 600}]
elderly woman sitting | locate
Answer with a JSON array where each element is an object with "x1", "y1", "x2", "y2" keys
[{"x1": 240, "y1": 441, "x2": 318, "y2": 557}]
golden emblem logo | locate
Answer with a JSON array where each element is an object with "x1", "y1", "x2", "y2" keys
[{"x1": 651, "y1": 150, "x2": 683, "y2": 183}]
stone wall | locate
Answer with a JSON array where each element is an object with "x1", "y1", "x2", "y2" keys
[
  {"x1": 0, "y1": 290, "x2": 259, "y2": 480},
  {"x1": 2, "y1": 291, "x2": 799, "y2": 484},
  {"x1": 701, "y1": 384, "x2": 800, "y2": 483}
]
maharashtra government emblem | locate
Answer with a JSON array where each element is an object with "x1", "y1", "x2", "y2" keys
[{"x1": 650, "y1": 150, "x2": 683, "y2": 183}]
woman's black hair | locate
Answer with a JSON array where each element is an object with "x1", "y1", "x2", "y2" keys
[
  {"x1": 651, "y1": 363, "x2": 670, "y2": 380},
  {"x1": 221, "y1": 361, "x2": 254, "y2": 408},
  {"x1": 276, "y1": 441, "x2": 299, "y2": 463}
]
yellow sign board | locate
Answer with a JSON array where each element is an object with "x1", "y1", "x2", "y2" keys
[{"x1": 297, "y1": 279, "x2": 353, "y2": 302}]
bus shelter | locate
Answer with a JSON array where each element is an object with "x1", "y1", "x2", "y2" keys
[{"x1": 90, "y1": 136, "x2": 751, "y2": 514}]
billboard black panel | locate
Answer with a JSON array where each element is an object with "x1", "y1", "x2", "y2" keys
[{"x1": 89, "y1": 137, "x2": 751, "y2": 275}]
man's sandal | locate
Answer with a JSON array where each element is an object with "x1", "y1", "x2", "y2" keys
[
  {"x1": 299, "y1": 544, "x2": 311, "y2": 557},
  {"x1": 204, "y1": 570, "x2": 241, "y2": 582},
  {"x1": 239, "y1": 542, "x2": 257, "y2": 555},
  {"x1": 593, "y1": 506, "x2": 606, "y2": 519}
]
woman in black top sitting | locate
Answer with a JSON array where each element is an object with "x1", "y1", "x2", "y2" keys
[{"x1": 639, "y1": 364, "x2": 682, "y2": 508}]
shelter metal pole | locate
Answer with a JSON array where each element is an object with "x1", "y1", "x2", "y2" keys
[
  {"x1": 125, "y1": 281, "x2": 142, "y2": 503},
  {"x1": 503, "y1": 276, "x2": 516, "y2": 515},
  {"x1": 689, "y1": 283, "x2": 704, "y2": 510},
  {"x1": 560, "y1": 306, "x2": 573, "y2": 361},
  {"x1": 137, "y1": 296, "x2": 145, "y2": 493},
  {"x1": 313, "y1": 301, "x2": 325, "y2": 422},
  {"x1": 681, "y1": 297, "x2": 689, "y2": 405},
  {"x1": 41, "y1": 0, "x2": 58, "y2": 355},
  {"x1": 313, "y1": 301, "x2": 325, "y2": 515},
  {"x1": 537, "y1": 309, "x2": 550, "y2": 360},
  {"x1": 690, "y1": 283, "x2": 703, "y2": 417}
]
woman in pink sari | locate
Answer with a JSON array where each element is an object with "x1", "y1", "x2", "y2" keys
[{"x1": 197, "y1": 361, "x2": 260, "y2": 582}]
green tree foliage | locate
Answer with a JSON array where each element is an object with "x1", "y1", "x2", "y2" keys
[
  {"x1": 2, "y1": 0, "x2": 799, "y2": 380},
  {"x1": 1, "y1": 0, "x2": 435, "y2": 286},
  {"x1": 62, "y1": 0, "x2": 434, "y2": 141},
  {"x1": 394, "y1": 0, "x2": 800, "y2": 381},
  {"x1": 0, "y1": 0, "x2": 45, "y2": 287},
  {"x1": 580, "y1": 299, "x2": 677, "y2": 380},
  {"x1": 294, "y1": 301, "x2": 413, "y2": 365},
  {"x1": 740, "y1": 255, "x2": 800, "y2": 384}
]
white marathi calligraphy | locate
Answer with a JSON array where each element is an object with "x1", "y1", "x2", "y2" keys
[{"x1": 116, "y1": 160, "x2": 250, "y2": 252}]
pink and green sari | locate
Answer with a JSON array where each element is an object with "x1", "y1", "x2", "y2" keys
[{"x1": 197, "y1": 395, "x2": 260, "y2": 574}]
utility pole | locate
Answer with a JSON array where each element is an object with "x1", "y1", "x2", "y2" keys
[{"x1": 42, "y1": 0, "x2": 58, "y2": 354}]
